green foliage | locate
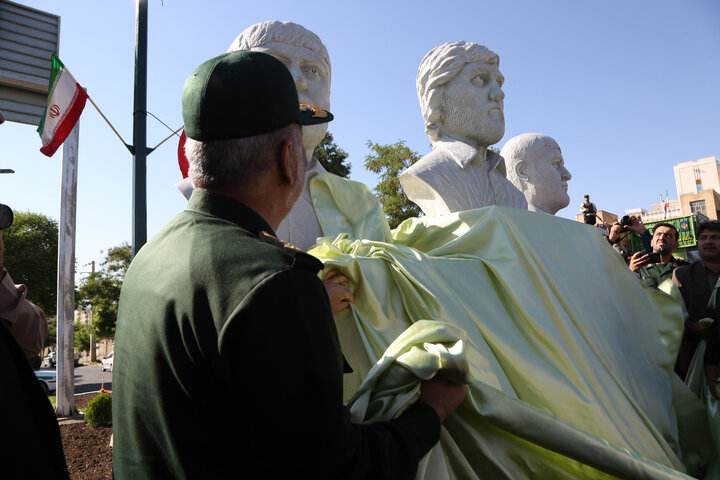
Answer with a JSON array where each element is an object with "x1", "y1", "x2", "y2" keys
[
  {"x1": 85, "y1": 393, "x2": 112, "y2": 427},
  {"x1": 2, "y1": 211, "x2": 58, "y2": 313},
  {"x1": 45, "y1": 315, "x2": 57, "y2": 349},
  {"x1": 74, "y1": 322, "x2": 91, "y2": 353},
  {"x1": 364, "y1": 140, "x2": 423, "y2": 229},
  {"x1": 313, "y1": 131, "x2": 351, "y2": 178},
  {"x1": 76, "y1": 243, "x2": 132, "y2": 339}
]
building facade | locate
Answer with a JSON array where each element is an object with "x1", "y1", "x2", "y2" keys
[{"x1": 674, "y1": 156, "x2": 720, "y2": 220}]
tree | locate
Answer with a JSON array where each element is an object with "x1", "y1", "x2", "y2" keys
[
  {"x1": 76, "y1": 243, "x2": 132, "y2": 339},
  {"x1": 364, "y1": 140, "x2": 423, "y2": 229},
  {"x1": 313, "y1": 131, "x2": 351, "y2": 178},
  {"x1": 74, "y1": 322, "x2": 91, "y2": 353},
  {"x1": 45, "y1": 316, "x2": 57, "y2": 350},
  {"x1": 2, "y1": 211, "x2": 58, "y2": 313}
]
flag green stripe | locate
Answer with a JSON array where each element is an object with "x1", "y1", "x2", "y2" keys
[{"x1": 36, "y1": 53, "x2": 65, "y2": 135}]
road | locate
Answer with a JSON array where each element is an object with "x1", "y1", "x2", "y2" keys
[{"x1": 38, "y1": 363, "x2": 112, "y2": 394}]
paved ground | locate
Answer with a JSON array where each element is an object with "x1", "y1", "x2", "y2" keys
[{"x1": 38, "y1": 363, "x2": 112, "y2": 394}]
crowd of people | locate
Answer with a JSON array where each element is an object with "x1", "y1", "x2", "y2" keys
[{"x1": 590, "y1": 199, "x2": 720, "y2": 398}]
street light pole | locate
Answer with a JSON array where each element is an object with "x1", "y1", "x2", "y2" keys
[{"x1": 132, "y1": 0, "x2": 148, "y2": 258}]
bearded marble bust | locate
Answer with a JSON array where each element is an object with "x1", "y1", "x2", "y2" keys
[
  {"x1": 501, "y1": 133, "x2": 572, "y2": 215},
  {"x1": 399, "y1": 41, "x2": 527, "y2": 216}
]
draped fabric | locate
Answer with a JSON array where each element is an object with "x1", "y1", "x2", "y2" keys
[{"x1": 307, "y1": 173, "x2": 715, "y2": 479}]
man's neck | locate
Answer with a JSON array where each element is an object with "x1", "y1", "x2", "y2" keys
[
  {"x1": 440, "y1": 134, "x2": 488, "y2": 159},
  {"x1": 703, "y1": 259, "x2": 720, "y2": 273},
  {"x1": 659, "y1": 252, "x2": 674, "y2": 264}
]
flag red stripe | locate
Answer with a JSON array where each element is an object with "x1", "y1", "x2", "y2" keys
[{"x1": 40, "y1": 83, "x2": 88, "y2": 157}]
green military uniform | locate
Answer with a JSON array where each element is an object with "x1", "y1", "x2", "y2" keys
[
  {"x1": 638, "y1": 257, "x2": 690, "y2": 288},
  {"x1": 113, "y1": 190, "x2": 440, "y2": 479}
]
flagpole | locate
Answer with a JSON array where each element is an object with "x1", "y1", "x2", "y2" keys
[
  {"x1": 132, "y1": 0, "x2": 148, "y2": 258},
  {"x1": 55, "y1": 121, "x2": 79, "y2": 417}
]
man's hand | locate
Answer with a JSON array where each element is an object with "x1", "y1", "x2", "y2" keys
[
  {"x1": 419, "y1": 376, "x2": 467, "y2": 423},
  {"x1": 627, "y1": 215, "x2": 646, "y2": 234},
  {"x1": 690, "y1": 320, "x2": 712, "y2": 339},
  {"x1": 705, "y1": 365, "x2": 720, "y2": 399},
  {"x1": 608, "y1": 223, "x2": 623, "y2": 243},
  {"x1": 628, "y1": 251, "x2": 650, "y2": 272},
  {"x1": 322, "y1": 270, "x2": 354, "y2": 315}
]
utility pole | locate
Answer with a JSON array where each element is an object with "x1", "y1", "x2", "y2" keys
[
  {"x1": 89, "y1": 260, "x2": 96, "y2": 362},
  {"x1": 132, "y1": 0, "x2": 148, "y2": 258},
  {"x1": 55, "y1": 121, "x2": 79, "y2": 417}
]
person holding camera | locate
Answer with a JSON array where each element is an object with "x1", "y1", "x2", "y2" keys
[
  {"x1": 626, "y1": 220, "x2": 688, "y2": 288},
  {"x1": 606, "y1": 214, "x2": 650, "y2": 261}
]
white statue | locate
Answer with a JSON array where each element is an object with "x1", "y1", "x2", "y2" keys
[
  {"x1": 501, "y1": 133, "x2": 572, "y2": 215},
  {"x1": 226, "y1": 20, "x2": 332, "y2": 250},
  {"x1": 178, "y1": 20, "x2": 332, "y2": 251},
  {"x1": 399, "y1": 41, "x2": 527, "y2": 216}
]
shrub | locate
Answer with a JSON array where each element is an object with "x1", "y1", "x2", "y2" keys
[{"x1": 85, "y1": 393, "x2": 112, "y2": 427}]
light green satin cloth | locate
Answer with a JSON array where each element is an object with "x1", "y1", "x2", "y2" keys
[
  {"x1": 308, "y1": 173, "x2": 711, "y2": 479},
  {"x1": 347, "y1": 320, "x2": 471, "y2": 480}
]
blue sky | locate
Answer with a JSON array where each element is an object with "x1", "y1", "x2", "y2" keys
[{"x1": 2, "y1": 0, "x2": 719, "y2": 272}]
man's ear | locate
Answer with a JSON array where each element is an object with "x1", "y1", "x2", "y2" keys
[
  {"x1": 514, "y1": 160, "x2": 529, "y2": 181},
  {"x1": 278, "y1": 138, "x2": 298, "y2": 186}
]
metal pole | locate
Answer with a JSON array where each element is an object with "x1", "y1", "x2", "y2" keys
[
  {"x1": 132, "y1": 0, "x2": 148, "y2": 257},
  {"x1": 55, "y1": 121, "x2": 79, "y2": 417},
  {"x1": 89, "y1": 260, "x2": 96, "y2": 362}
]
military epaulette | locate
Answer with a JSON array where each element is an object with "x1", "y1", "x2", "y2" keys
[
  {"x1": 258, "y1": 231, "x2": 323, "y2": 272},
  {"x1": 258, "y1": 230, "x2": 303, "y2": 253}
]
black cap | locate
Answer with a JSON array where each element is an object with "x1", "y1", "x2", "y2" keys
[{"x1": 182, "y1": 50, "x2": 333, "y2": 141}]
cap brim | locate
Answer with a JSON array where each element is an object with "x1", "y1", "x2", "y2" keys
[{"x1": 297, "y1": 103, "x2": 333, "y2": 126}]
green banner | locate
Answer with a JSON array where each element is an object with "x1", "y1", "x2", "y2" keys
[{"x1": 627, "y1": 213, "x2": 708, "y2": 253}]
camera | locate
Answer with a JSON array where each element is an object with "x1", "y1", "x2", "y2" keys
[
  {"x1": 620, "y1": 215, "x2": 632, "y2": 228},
  {"x1": 0, "y1": 204, "x2": 13, "y2": 230},
  {"x1": 645, "y1": 252, "x2": 661, "y2": 264}
]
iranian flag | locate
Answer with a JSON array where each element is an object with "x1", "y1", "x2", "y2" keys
[{"x1": 36, "y1": 54, "x2": 88, "y2": 157}]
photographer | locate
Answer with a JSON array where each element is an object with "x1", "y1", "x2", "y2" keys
[{"x1": 624, "y1": 218, "x2": 688, "y2": 288}]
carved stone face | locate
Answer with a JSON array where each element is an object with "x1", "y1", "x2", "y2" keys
[
  {"x1": 524, "y1": 139, "x2": 572, "y2": 214},
  {"x1": 252, "y1": 42, "x2": 331, "y2": 156},
  {"x1": 442, "y1": 61, "x2": 505, "y2": 147}
]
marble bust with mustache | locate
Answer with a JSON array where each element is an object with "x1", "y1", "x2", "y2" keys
[
  {"x1": 399, "y1": 41, "x2": 527, "y2": 216},
  {"x1": 502, "y1": 133, "x2": 572, "y2": 215}
]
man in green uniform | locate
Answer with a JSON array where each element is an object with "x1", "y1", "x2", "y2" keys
[
  {"x1": 113, "y1": 50, "x2": 466, "y2": 479},
  {"x1": 628, "y1": 222, "x2": 689, "y2": 288}
]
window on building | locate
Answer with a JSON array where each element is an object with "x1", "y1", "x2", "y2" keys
[{"x1": 690, "y1": 200, "x2": 707, "y2": 216}]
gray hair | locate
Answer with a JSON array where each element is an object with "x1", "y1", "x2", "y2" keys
[
  {"x1": 186, "y1": 124, "x2": 299, "y2": 190},
  {"x1": 227, "y1": 20, "x2": 331, "y2": 83},
  {"x1": 417, "y1": 41, "x2": 498, "y2": 142}
]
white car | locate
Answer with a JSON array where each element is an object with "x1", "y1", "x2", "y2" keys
[
  {"x1": 34, "y1": 370, "x2": 57, "y2": 396},
  {"x1": 101, "y1": 351, "x2": 114, "y2": 372}
]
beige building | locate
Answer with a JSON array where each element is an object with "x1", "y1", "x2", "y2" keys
[{"x1": 674, "y1": 156, "x2": 720, "y2": 220}]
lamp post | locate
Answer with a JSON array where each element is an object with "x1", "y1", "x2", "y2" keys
[{"x1": 0, "y1": 169, "x2": 14, "y2": 174}]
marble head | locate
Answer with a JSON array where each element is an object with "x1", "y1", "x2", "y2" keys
[
  {"x1": 502, "y1": 133, "x2": 572, "y2": 215},
  {"x1": 417, "y1": 41, "x2": 505, "y2": 146},
  {"x1": 228, "y1": 21, "x2": 331, "y2": 156}
]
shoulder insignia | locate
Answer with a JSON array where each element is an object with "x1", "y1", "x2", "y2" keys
[
  {"x1": 258, "y1": 230, "x2": 324, "y2": 272},
  {"x1": 258, "y1": 230, "x2": 303, "y2": 254}
]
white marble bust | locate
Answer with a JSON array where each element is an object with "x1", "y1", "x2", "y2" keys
[
  {"x1": 226, "y1": 20, "x2": 332, "y2": 250},
  {"x1": 399, "y1": 41, "x2": 527, "y2": 216},
  {"x1": 179, "y1": 21, "x2": 332, "y2": 251},
  {"x1": 501, "y1": 134, "x2": 572, "y2": 215}
]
